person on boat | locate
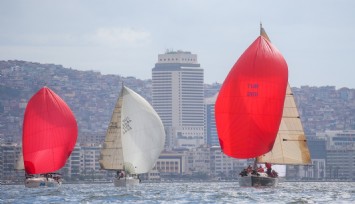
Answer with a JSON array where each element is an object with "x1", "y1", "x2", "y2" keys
[
  {"x1": 116, "y1": 170, "x2": 121, "y2": 179},
  {"x1": 265, "y1": 162, "x2": 272, "y2": 176},
  {"x1": 251, "y1": 169, "x2": 259, "y2": 176},
  {"x1": 246, "y1": 165, "x2": 253, "y2": 174},
  {"x1": 271, "y1": 170, "x2": 278, "y2": 178},
  {"x1": 25, "y1": 173, "x2": 33, "y2": 179},
  {"x1": 56, "y1": 174, "x2": 62, "y2": 183},
  {"x1": 116, "y1": 170, "x2": 125, "y2": 179},
  {"x1": 257, "y1": 165, "x2": 264, "y2": 173},
  {"x1": 239, "y1": 169, "x2": 248, "y2": 177}
]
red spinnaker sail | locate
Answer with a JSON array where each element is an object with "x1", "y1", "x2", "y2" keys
[
  {"x1": 23, "y1": 87, "x2": 78, "y2": 174},
  {"x1": 215, "y1": 36, "x2": 288, "y2": 159}
]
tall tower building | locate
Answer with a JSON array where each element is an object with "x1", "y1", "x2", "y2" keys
[
  {"x1": 152, "y1": 50, "x2": 205, "y2": 149},
  {"x1": 205, "y1": 93, "x2": 219, "y2": 147}
]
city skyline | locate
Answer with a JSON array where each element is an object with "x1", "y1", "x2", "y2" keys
[
  {"x1": 1, "y1": 60, "x2": 355, "y2": 183},
  {"x1": 0, "y1": 1, "x2": 355, "y2": 89}
]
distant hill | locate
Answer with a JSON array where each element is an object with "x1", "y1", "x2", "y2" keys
[
  {"x1": 0, "y1": 60, "x2": 151, "y2": 143},
  {"x1": 0, "y1": 86, "x2": 21, "y2": 100}
]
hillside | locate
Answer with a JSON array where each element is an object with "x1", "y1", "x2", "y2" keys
[{"x1": 0, "y1": 60, "x2": 151, "y2": 143}]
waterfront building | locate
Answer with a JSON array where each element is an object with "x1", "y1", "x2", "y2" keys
[
  {"x1": 152, "y1": 50, "x2": 205, "y2": 149},
  {"x1": 307, "y1": 137, "x2": 327, "y2": 180},
  {"x1": 205, "y1": 93, "x2": 219, "y2": 147},
  {"x1": 62, "y1": 146, "x2": 81, "y2": 180},
  {"x1": 154, "y1": 150, "x2": 187, "y2": 176},
  {"x1": 210, "y1": 146, "x2": 246, "y2": 178},
  {"x1": 317, "y1": 130, "x2": 355, "y2": 148},
  {"x1": 186, "y1": 145, "x2": 210, "y2": 175},
  {"x1": 326, "y1": 148, "x2": 355, "y2": 181},
  {"x1": 316, "y1": 130, "x2": 355, "y2": 181},
  {"x1": 0, "y1": 143, "x2": 22, "y2": 183},
  {"x1": 81, "y1": 145, "x2": 106, "y2": 180}
]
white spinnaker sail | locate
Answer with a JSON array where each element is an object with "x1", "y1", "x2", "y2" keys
[
  {"x1": 99, "y1": 89, "x2": 124, "y2": 170},
  {"x1": 257, "y1": 84, "x2": 311, "y2": 165},
  {"x1": 121, "y1": 86, "x2": 165, "y2": 174}
]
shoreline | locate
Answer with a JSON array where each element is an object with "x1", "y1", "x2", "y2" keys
[{"x1": 2, "y1": 179, "x2": 353, "y2": 186}]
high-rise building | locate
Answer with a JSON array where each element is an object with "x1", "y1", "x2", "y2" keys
[
  {"x1": 152, "y1": 50, "x2": 205, "y2": 149},
  {"x1": 316, "y1": 130, "x2": 355, "y2": 181},
  {"x1": 0, "y1": 143, "x2": 22, "y2": 183},
  {"x1": 205, "y1": 93, "x2": 219, "y2": 147}
]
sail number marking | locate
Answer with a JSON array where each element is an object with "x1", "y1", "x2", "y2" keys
[
  {"x1": 122, "y1": 117, "x2": 132, "y2": 134},
  {"x1": 247, "y1": 83, "x2": 259, "y2": 97}
]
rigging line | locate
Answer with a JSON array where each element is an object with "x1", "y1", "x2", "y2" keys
[
  {"x1": 279, "y1": 129, "x2": 304, "y2": 132},
  {"x1": 283, "y1": 139, "x2": 307, "y2": 142}
]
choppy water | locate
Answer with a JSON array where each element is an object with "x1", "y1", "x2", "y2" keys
[{"x1": 1, "y1": 181, "x2": 354, "y2": 203}]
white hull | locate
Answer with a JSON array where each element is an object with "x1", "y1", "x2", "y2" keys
[
  {"x1": 113, "y1": 176, "x2": 140, "y2": 187},
  {"x1": 239, "y1": 174, "x2": 278, "y2": 187},
  {"x1": 25, "y1": 177, "x2": 62, "y2": 188}
]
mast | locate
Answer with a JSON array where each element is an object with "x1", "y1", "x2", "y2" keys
[
  {"x1": 252, "y1": 23, "x2": 272, "y2": 168},
  {"x1": 260, "y1": 23, "x2": 270, "y2": 41}
]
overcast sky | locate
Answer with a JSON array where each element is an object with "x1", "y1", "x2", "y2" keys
[{"x1": 1, "y1": 0, "x2": 354, "y2": 88}]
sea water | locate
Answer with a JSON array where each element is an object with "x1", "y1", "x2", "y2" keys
[{"x1": 1, "y1": 181, "x2": 354, "y2": 203}]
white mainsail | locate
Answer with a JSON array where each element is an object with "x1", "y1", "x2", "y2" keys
[
  {"x1": 257, "y1": 84, "x2": 311, "y2": 165},
  {"x1": 100, "y1": 86, "x2": 165, "y2": 174}
]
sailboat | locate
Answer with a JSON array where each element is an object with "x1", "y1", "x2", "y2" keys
[
  {"x1": 22, "y1": 86, "x2": 78, "y2": 188},
  {"x1": 99, "y1": 85, "x2": 165, "y2": 187},
  {"x1": 215, "y1": 25, "x2": 310, "y2": 187}
]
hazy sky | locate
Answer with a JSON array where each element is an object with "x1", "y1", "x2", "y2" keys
[{"x1": 1, "y1": 0, "x2": 354, "y2": 88}]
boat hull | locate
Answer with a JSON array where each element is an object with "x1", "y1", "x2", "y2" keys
[
  {"x1": 239, "y1": 175, "x2": 278, "y2": 187},
  {"x1": 25, "y1": 177, "x2": 62, "y2": 188},
  {"x1": 113, "y1": 177, "x2": 140, "y2": 187}
]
